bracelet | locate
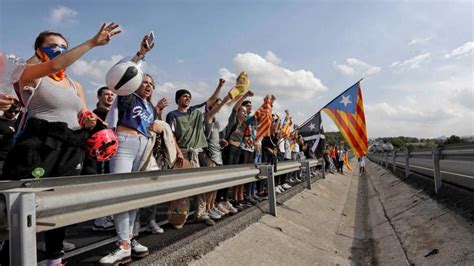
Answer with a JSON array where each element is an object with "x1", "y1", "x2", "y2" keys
[{"x1": 136, "y1": 51, "x2": 145, "y2": 60}]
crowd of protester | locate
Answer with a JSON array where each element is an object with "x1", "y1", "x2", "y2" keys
[{"x1": 0, "y1": 23, "x2": 345, "y2": 266}]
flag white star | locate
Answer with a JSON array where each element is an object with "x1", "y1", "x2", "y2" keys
[
  {"x1": 340, "y1": 95, "x2": 352, "y2": 107},
  {"x1": 309, "y1": 123, "x2": 316, "y2": 131},
  {"x1": 52, "y1": 46, "x2": 64, "y2": 53}
]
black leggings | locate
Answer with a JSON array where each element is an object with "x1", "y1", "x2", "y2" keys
[{"x1": 217, "y1": 145, "x2": 241, "y2": 201}]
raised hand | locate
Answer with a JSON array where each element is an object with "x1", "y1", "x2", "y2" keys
[
  {"x1": 90, "y1": 22, "x2": 122, "y2": 46},
  {"x1": 139, "y1": 35, "x2": 155, "y2": 55}
]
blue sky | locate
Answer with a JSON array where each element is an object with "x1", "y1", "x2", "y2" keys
[{"x1": 1, "y1": 0, "x2": 473, "y2": 138}]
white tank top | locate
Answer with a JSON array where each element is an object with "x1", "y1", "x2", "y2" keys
[{"x1": 20, "y1": 77, "x2": 82, "y2": 129}]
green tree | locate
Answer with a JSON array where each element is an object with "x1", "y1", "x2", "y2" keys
[{"x1": 443, "y1": 135, "x2": 465, "y2": 145}]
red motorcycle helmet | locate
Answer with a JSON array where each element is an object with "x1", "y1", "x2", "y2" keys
[{"x1": 86, "y1": 129, "x2": 118, "y2": 162}]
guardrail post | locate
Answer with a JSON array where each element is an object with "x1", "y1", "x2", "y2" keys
[
  {"x1": 432, "y1": 146, "x2": 442, "y2": 194},
  {"x1": 321, "y1": 159, "x2": 326, "y2": 179},
  {"x1": 302, "y1": 161, "x2": 311, "y2": 190},
  {"x1": 259, "y1": 165, "x2": 277, "y2": 217},
  {"x1": 392, "y1": 151, "x2": 396, "y2": 172},
  {"x1": 2, "y1": 192, "x2": 37, "y2": 266},
  {"x1": 404, "y1": 148, "x2": 410, "y2": 178}
]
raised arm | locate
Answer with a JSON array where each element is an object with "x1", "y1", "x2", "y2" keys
[
  {"x1": 20, "y1": 23, "x2": 121, "y2": 82},
  {"x1": 131, "y1": 34, "x2": 155, "y2": 63},
  {"x1": 232, "y1": 90, "x2": 254, "y2": 111},
  {"x1": 206, "y1": 78, "x2": 225, "y2": 107}
]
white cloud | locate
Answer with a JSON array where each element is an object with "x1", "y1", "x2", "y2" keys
[
  {"x1": 334, "y1": 58, "x2": 381, "y2": 77},
  {"x1": 390, "y1": 53, "x2": 431, "y2": 72},
  {"x1": 408, "y1": 37, "x2": 432, "y2": 46},
  {"x1": 265, "y1": 50, "x2": 282, "y2": 65},
  {"x1": 48, "y1": 6, "x2": 78, "y2": 24},
  {"x1": 444, "y1": 42, "x2": 474, "y2": 58},
  {"x1": 71, "y1": 55, "x2": 124, "y2": 85},
  {"x1": 228, "y1": 52, "x2": 327, "y2": 99},
  {"x1": 177, "y1": 59, "x2": 184, "y2": 64}
]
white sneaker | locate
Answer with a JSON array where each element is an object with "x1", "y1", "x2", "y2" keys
[
  {"x1": 99, "y1": 242, "x2": 131, "y2": 265},
  {"x1": 275, "y1": 187, "x2": 282, "y2": 194},
  {"x1": 277, "y1": 185, "x2": 285, "y2": 191},
  {"x1": 217, "y1": 202, "x2": 230, "y2": 214},
  {"x1": 147, "y1": 220, "x2": 164, "y2": 234},
  {"x1": 282, "y1": 183, "x2": 292, "y2": 189},
  {"x1": 224, "y1": 201, "x2": 238, "y2": 214},
  {"x1": 131, "y1": 238, "x2": 149, "y2": 258},
  {"x1": 213, "y1": 207, "x2": 226, "y2": 216},
  {"x1": 208, "y1": 209, "x2": 222, "y2": 220},
  {"x1": 295, "y1": 177, "x2": 302, "y2": 182},
  {"x1": 289, "y1": 178, "x2": 295, "y2": 183}
]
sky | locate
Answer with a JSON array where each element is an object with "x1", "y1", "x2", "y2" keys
[{"x1": 1, "y1": 0, "x2": 473, "y2": 138}]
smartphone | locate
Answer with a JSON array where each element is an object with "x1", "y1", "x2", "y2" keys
[{"x1": 146, "y1": 31, "x2": 155, "y2": 49}]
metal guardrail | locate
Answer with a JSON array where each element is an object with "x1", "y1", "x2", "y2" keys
[
  {"x1": 0, "y1": 159, "x2": 321, "y2": 265},
  {"x1": 368, "y1": 143, "x2": 474, "y2": 193}
]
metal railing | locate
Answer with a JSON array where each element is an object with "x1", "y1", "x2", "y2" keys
[
  {"x1": 0, "y1": 159, "x2": 321, "y2": 265},
  {"x1": 368, "y1": 143, "x2": 474, "y2": 193}
]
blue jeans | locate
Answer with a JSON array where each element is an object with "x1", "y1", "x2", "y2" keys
[{"x1": 110, "y1": 133, "x2": 147, "y2": 240}]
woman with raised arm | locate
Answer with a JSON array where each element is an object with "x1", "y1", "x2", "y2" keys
[
  {"x1": 0, "y1": 23, "x2": 121, "y2": 111},
  {"x1": 0, "y1": 23, "x2": 121, "y2": 266}
]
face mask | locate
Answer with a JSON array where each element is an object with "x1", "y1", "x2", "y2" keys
[{"x1": 35, "y1": 45, "x2": 68, "y2": 81}]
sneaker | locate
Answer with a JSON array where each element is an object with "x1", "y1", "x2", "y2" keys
[
  {"x1": 131, "y1": 238, "x2": 149, "y2": 258},
  {"x1": 217, "y1": 202, "x2": 230, "y2": 214},
  {"x1": 41, "y1": 240, "x2": 75, "y2": 252},
  {"x1": 295, "y1": 177, "x2": 302, "y2": 182},
  {"x1": 147, "y1": 220, "x2": 164, "y2": 234},
  {"x1": 212, "y1": 207, "x2": 226, "y2": 216},
  {"x1": 253, "y1": 195, "x2": 265, "y2": 202},
  {"x1": 224, "y1": 201, "x2": 238, "y2": 214},
  {"x1": 282, "y1": 183, "x2": 292, "y2": 190},
  {"x1": 231, "y1": 201, "x2": 244, "y2": 211},
  {"x1": 275, "y1": 187, "x2": 282, "y2": 194},
  {"x1": 92, "y1": 218, "x2": 115, "y2": 231},
  {"x1": 208, "y1": 209, "x2": 222, "y2": 220},
  {"x1": 277, "y1": 185, "x2": 285, "y2": 192},
  {"x1": 197, "y1": 215, "x2": 216, "y2": 226},
  {"x1": 62, "y1": 240, "x2": 75, "y2": 252},
  {"x1": 240, "y1": 200, "x2": 253, "y2": 207},
  {"x1": 99, "y1": 242, "x2": 131, "y2": 265},
  {"x1": 289, "y1": 178, "x2": 296, "y2": 183},
  {"x1": 246, "y1": 197, "x2": 258, "y2": 205}
]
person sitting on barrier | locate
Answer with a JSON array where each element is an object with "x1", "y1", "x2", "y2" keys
[
  {"x1": 101, "y1": 36, "x2": 158, "y2": 265},
  {"x1": 166, "y1": 88, "x2": 214, "y2": 226},
  {"x1": 0, "y1": 23, "x2": 121, "y2": 266}
]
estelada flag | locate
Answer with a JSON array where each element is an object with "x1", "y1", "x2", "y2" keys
[
  {"x1": 255, "y1": 97, "x2": 272, "y2": 141},
  {"x1": 323, "y1": 81, "x2": 368, "y2": 158}
]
